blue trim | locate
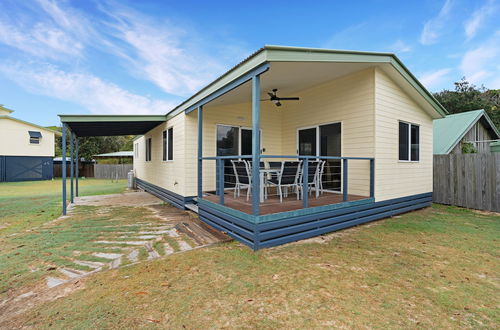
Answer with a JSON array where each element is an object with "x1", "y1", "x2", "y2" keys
[
  {"x1": 185, "y1": 63, "x2": 270, "y2": 114},
  {"x1": 217, "y1": 159, "x2": 225, "y2": 205},
  {"x1": 369, "y1": 159, "x2": 374, "y2": 197},
  {"x1": 135, "y1": 178, "x2": 195, "y2": 210},
  {"x1": 197, "y1": 105, "x2": 203, "y2": 199},
  {"x1": 75, "y1": 136, "x2": 79, "y2": 197},
  {"x1": 342, "y1": 159, "x2": 348, "y2": 201},
  {"x1": 70, "y1": 131, "x2": 74, "y2": 204},
  {"x1": 302, "y1": 160, "x2": 309, "y2": 208},
  {"x1": 251, "y1": 75, "x2": 261, "y2": 216},
  {"x1": 62, "y1": 124, "x2": 67, "y2": 215},
  {"x1": 197, "y1": 192, "x2": 432, "y2": 250}
]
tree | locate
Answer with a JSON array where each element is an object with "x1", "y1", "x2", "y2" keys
[
  {"x1": 433, "y1": 78, "x2": 500, "y2": 129},
  {"x1": 50, "y1": 126, "x2": 135, "y2": 161}
]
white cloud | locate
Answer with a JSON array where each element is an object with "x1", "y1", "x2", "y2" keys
[
  {"x1": 0, "y1": 0, "x2": 246, "y2": 98},
  {"x1": 460, "y1": 33, "x2": 500, "y2": 87},
  {"x1": 98, "y1": 6, "x2": 228, "y2": 96},
  {"x1": 390, "y1": 40, "x2": 412, "y2": 53},
  {"x1": 420, "y1": 0, "x2": 454, "y2": 45},
  {"x1": 419, "y1": 68, "x2": 452, "y2": 89},
  {"x1": 464, "y1": 0, "x2": 498, "y2": 41},
  {"x1": 0, "y1": 20, "x2": 83, "y2": 60},
  {"x1": 0, "y1": 62, "x2": 176, "y2": 115}
]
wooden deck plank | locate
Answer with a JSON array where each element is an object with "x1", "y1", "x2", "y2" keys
[{"x1": 204, "y1": 190, "x2": 368, "y2": 215}]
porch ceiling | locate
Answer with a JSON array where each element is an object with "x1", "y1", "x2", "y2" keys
[
  {"x1": 58, "y1": 115, "x2": 166, "y2": 137},
  {"x1": 205, "y1": 61, "x2": 376, "y2": 107}
]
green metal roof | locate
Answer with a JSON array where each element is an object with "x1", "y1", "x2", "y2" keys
[
  {"x1": 0, "y1": 104, "x2": 14, "y2": 113},
  {"x1": 94, "y1": 151, "x2": 133, "y2": 157},
  {"x1": 433, "y1": 109, "x2": 500, "y2": 154},
  {"x1": 166, "y1": 45, "x2": 448, "y2": 119}
]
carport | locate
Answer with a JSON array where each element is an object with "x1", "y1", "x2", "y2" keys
[{"x1": 59, "y1": 115, "x2": 166, "y2": 215}]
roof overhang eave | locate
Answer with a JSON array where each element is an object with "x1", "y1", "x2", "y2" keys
[{"x1": 167, "y1": 46, "x2": 447, "y2": 119}]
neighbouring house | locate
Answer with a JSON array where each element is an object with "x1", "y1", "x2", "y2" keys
[
  {"x1": 0, "y1": 105, "x2": 59, "y2": 182},
  {"x1": 433, "y1": 109, "x2": 500, "y2": 155},
  {"x1": 59, "y1": 46, "x2": 447, "y2": 249},
  {"x1": 94, "y1": 151, "x2": 133, "y2": 164}
]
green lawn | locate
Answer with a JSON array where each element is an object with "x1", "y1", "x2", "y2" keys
[
  {"x1": 3, "y1": 202, "x2": 499, "y2": 329},
  {"x1": 1, "y1": 180, "x2": 499, "y2": 328}
]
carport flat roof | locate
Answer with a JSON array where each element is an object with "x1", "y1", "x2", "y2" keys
[{"x1": 58, "y1": 115, "x2": 166, "y2": 137}]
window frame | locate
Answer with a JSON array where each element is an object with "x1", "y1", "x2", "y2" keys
[
  {"x1": 145, "y1": 137, "x2": 152, "y2": 162},
  {"x1": 398, "y1": 120, "x2": 420, "y2": 162},
  {"x1": 162, "y1": 127, "x2": 174, "y2": 162},
  {"x1": 29, "y1": 137, "x2": 40, "y2": 144}
]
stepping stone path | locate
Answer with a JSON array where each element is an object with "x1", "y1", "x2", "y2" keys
[{"x1": 44, "y1": 192, "x2": 231, "y2": 289}]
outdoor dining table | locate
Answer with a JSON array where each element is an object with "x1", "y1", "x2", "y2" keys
[{"x1": 259, "y1": 168, "x2": 281, "y2": 203}]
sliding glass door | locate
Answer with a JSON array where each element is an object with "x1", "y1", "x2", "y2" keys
[
  {"x1": 298, "y1": 122, "x2": 342, "y2": 192},
  {"x1": 216, "y1": 125, "x2": 255, "y2": 188}
]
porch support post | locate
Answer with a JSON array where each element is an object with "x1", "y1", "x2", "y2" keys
[
  {"x1": 197, "y1": 105, "x2": 203, "y2": 199},
  {"x1": 61, "y1": 124, "x2": 67, "y2": 215},
  {"x1": 302, "y1": 158, "x2": 309, "y2": 208},
  {"x1": 369, "y1": 159, "x2": 374, "y2": 198},
  {"x1": 70, "y1": 131, "x2": 74, "y2": 204},
  {"x1": 217, "y1": 158, "x2": 224, "y2": 205},
  {"x1": 342, "y1": 158, "x2": 348, "y2": 201},
  {"x1": 251, "y1": 74, "x2": 261, "y2": 216},
  {"x1": 75, "y1": 136, "x2": 79, "y2": 197}
]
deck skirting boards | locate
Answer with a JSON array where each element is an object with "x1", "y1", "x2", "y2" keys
[
  {"x1": 135, "y1": 178, "x2": 194, "y2": 210},
  {"x1": 198, "y1": 192, "x2": 433, "y2": 250}
]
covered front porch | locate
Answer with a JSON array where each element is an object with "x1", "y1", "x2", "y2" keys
[
  {"x1": 189, "y1": 57, "x2": 378, "y2": 216},
  {"x1": 184, "y1": 55, "x2": 390, "y2": 249}
]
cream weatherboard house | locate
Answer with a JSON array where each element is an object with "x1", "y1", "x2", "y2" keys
[
  {"x1": 59, "y1": 46, "x2": 447, "y2": 249},
  {"x1": 0, "y1": 105, "x2": 58, "y2": 182}
]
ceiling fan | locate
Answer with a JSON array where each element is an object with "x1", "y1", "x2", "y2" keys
[{"x1": 262, "y1": 89, "x2": 300, "y2": 107}]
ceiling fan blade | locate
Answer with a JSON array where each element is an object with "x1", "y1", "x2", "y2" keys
[
  {"x1": 277, "y1": 97, "x2": 300, "y2": 100},
  {"x1": 267, "y1": 92, "x2": 274, "y2": 98}
]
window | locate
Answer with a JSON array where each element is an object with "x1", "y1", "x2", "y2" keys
[
  {"x1": 145, "y1": 138, "x2": 152, "y2": 161},
  {"x1": 163, "y1": 127, "x2": 174, "y2": 161},
  {"x1": 134, "y1": 143, "x2": 139, "y2": 158},
  {"x1": 399, "y1": 121, "x2": 419, "y2": 161},
  {"x1": 28, "y1": 131, "x2": 42, "y2": 144}
]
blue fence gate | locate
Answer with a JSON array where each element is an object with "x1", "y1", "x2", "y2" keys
[{"x1": 0, "y1": 156, "x2": 53, "y2": 182}]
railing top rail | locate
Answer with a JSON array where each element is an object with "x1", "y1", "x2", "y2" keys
[{"x1": 201, "y1": 155, "x2": 374, "y2": 161}]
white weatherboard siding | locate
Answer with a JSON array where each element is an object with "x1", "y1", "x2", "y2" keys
[
  {"x1": 133, "y1": 113, "x2": 187, "y2": 196},
  {"x1": 280, "y1": 68, "x2": 375, "y2": 196},
  {"x1": 0, "y1": 118, "x2": 55, "y2": 157},
  {"x1": 374, "y1": 68, "x2": 433, "y2": 201},
  {"x1": 134, "y1": 67, "x2": 434, "y2": 202}
]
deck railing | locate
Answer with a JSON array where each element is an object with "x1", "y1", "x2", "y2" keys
[{"x1": 200, "y1": 155, "x2": 374, "y2": 215}]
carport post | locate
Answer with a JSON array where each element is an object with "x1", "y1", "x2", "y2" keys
[
  {"x1": 75, "y1": 135, "x2": 79, "y2": 197},
  {"x1": 62, "y1": 124, "x2": 67, "y2": 215},
  {"x1": 70, "y1": 131, "x2": 74, "y2": 204}
]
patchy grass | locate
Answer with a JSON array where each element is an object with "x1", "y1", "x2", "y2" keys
[
  {"x1": 7, "y1": 204, "x2": 500, "y2": 329},
  {"x1": 0, "y1": 179, "x2": 127, "y2": 234},
  {"x1": 0, "y1": 179, "x2": 128, "y2": 295}
]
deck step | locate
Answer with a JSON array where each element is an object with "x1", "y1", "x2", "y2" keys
[{"x1": 184, "y1": 203, "x2": 199, "y2": 213}]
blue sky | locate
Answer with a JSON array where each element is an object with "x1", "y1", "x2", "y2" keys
[{"x1": 0, "y1": 0, "x2": 498, "y2": 126}]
